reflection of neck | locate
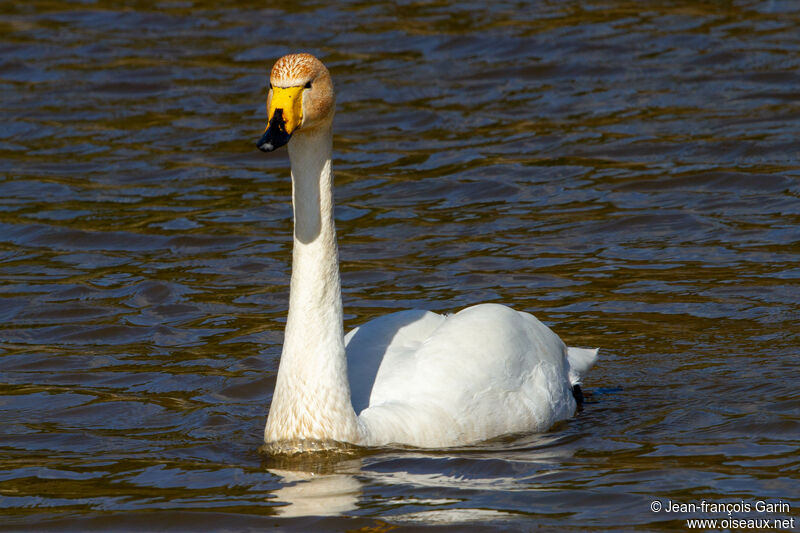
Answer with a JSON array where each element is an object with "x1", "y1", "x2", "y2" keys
[
  {"x1": 264, "y1": 127, "x2": 360, "y2": 448},
  {"x1": 270, "y1": 468, "x2": 362, "y2": 517}
]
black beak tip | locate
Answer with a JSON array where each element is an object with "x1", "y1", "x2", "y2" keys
[
  {"x1": 256, "y1": 109, "x2": 290, "y2": 153},
  {"x1": 257, "y1": 129, "x2": 278, "y2": 152}
]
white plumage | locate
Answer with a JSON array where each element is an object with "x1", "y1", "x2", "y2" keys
[{"x1": 257, "y1": 53, "x2": 598, "y2": 453}]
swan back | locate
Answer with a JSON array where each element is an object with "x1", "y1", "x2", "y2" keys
[{"x1": 346, "y1": 304, "x2": 581, "y2": 448}]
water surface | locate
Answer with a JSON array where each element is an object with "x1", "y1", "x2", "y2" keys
[{"x1": 1, "y1": 1, "x2": 799, "y2": 531}]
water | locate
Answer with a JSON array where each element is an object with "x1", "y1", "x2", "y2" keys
[{"x1": 1, "y1": 1, "x2": 799, "y2": 530}]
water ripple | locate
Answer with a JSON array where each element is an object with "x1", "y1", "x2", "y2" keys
[{"x1": 1, "y1": 1, "x2": 799, "y2": 530}]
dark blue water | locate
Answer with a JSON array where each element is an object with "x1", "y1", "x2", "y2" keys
[{"x1": 1, "y1": 1, "x2": 798, "y2": 531}]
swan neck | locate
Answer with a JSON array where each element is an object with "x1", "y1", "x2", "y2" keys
[
  {"x1": 289, "y1": 130, "x2": 333, "y2": 245},
  {"x1": 286, "y1": 129, "x2": 339, "y2": 339},
  {"x1": 265, "y1": 128, "x2": 360, "y2": 447}
]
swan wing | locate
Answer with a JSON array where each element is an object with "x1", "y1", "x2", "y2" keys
[
  {"x1": 345, "y1": 309, "x2": 446, "y2": 415},
  {"x1": 348, "y1": 303, "x2": 592, "y2": 447}
]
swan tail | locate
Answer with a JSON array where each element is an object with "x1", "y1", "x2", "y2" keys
[{"x1": 566, "y1": 346, "x2": 599, "y2": 386}]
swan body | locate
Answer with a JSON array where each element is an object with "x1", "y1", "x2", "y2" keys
[{"x1": 258, "y1": 53, "x2": 598, "y2": 453}]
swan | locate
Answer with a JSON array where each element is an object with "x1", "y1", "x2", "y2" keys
[{"x1": 257, "y1": 53, "x2": 598, "y2": 454}]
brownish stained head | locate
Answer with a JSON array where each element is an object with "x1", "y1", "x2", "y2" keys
[{"x1": 270, "y1": 53, "x2": 325, "y2": 88}]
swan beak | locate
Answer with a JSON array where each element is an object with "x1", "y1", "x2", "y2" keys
[{"x1": 257, "y1": 85, "x2": 304, "y2": 152}]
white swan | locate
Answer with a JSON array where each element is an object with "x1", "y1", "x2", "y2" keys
[{"x1": 257, "y1": 53, "x2": 598, "y2": 453}]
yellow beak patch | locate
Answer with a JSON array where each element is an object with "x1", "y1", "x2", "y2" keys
[{"x1": 268, "y1": 86, "x2": 305, "y2": 135}]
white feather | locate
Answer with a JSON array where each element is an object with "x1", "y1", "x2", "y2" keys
[
  {"x1": 347, "y1": 304, "x2": 590, "y2": 447},
  {"x1": 566, "y1": 346, "x2": 599, "y2": 385}
]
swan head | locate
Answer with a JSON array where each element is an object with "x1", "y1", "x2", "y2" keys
[{"x1": 257, "y1": 53, "x2": 335, "y2": 152}]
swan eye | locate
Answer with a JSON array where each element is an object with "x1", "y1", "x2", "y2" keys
[
  {"x1": 304, "y1": 81, "x2": 312, "y2": 89},
  {"x1": 269, "y1": 82, "x2": 273, "y2": 90}
]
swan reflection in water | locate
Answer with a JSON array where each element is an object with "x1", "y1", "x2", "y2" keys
[
  {"x1": 262, "y1": 432, "x2": 578, "y2": 521},
  {"x1": 268, "y1": 469, "x2": 362, "y2": 518}
]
